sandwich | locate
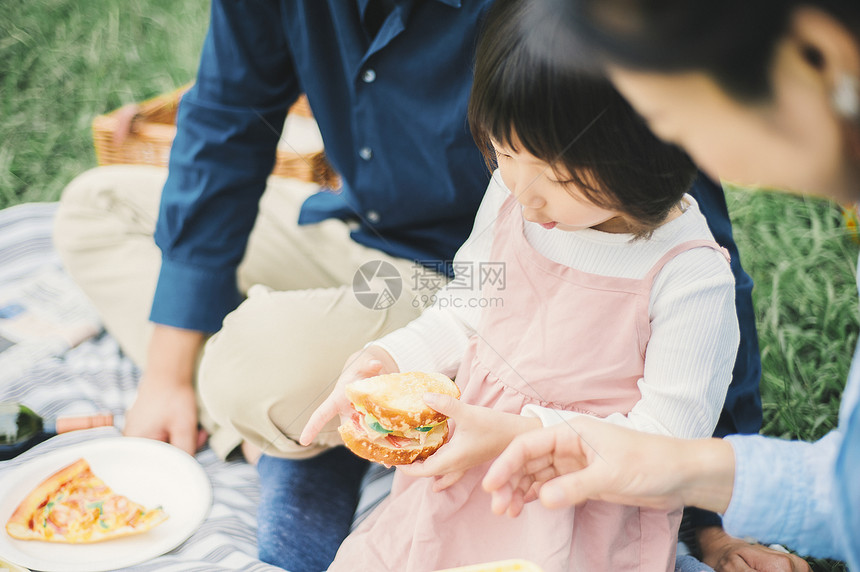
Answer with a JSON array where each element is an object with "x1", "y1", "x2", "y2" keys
[{"x1": 338, "y1": 371, "x2": 460, "y2": 465}]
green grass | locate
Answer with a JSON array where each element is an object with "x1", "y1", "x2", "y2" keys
[
  {"x1": 2, "y1": 2, "x2": 857, "y2": 570},
  {"x1": 726, "y1": 189, "x2": 856, "y2": 572},
  {"x1": 0, "y1": 0, "x2": 209, "y2": 207},
  {"x1": 726, "y1": 188, "x2": 858, "y2": 444}
]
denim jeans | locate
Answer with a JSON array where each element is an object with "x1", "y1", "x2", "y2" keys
[{"x1": 257, "y1": 447, "x2": 369, "y2": 571}]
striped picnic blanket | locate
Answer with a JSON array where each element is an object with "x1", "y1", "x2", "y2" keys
[
  {"x1": 0, "y1": 203, "x2": 393, "y2": 572},
  {"x1": 0, "y1": 202, "x2": 712, "y2": 572}
]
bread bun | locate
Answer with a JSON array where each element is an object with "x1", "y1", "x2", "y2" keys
[
  {"x1": 339, "y1": 371, "x2": 459, "y2": 465},
  {"x1": 338, "y1": 419, "x2": 448, "y2": 465},
  {"x1": 345, "y1": 371, "x2": 460, "y2": 433}
]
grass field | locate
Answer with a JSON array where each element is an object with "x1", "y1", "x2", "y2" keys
[{"x1": 2, "y1": 1, "x2": 857, "y2": 570}]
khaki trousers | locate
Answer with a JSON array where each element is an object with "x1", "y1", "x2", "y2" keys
[{"x1": 54, "y1": 165, "x2": 436, "y2": 459}]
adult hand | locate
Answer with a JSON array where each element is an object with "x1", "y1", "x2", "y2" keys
[
  {"x1": 399, "y1": 394, "x2": 541, "y2": 491},
  {"x1": 482, "y1": 416, "x2": 736, "y2": 518},
  {"x1": 124, "y1": 324, "x2": 207, "y2": 456},
  {"x1": 125, "y1": 375, "x2": 204, "y2": 455},
  {"x1": 697, "y1": 526, "x2": 810, "y2": 572},
  {"x1": 299, "y1": 344, "x2": 398, "y2": 446}
]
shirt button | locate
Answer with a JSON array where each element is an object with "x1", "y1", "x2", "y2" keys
[
  {"x1": 359, "y1": 147, "x2": 373, "y2": 161},
  {"x1": 362, "y1": 69, "x2": 377, "y2": 83},
  {"x1": 366, "y1": 210, "x2": 381, "y2": 223}
]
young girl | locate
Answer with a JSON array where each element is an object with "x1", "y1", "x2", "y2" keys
[{"x1": 302, "y1": 0, "x2": 739, "y2": 569}]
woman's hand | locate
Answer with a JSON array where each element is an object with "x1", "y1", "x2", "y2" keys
[
  {"x1": 299, "y1": 344, "x2": 398, "y2": 446},
  {"x1": 482, "y1": 416, "x2": 736, "y2": 518},
  {"x1": 398, "y1": 393, "x2": 541, "y2": 491}
]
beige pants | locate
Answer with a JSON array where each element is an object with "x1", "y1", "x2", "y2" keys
[{"x1": 54, "y1": 165, "x2": 436, "y2": 459}]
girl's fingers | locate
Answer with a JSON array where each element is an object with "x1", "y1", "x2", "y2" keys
[
  {"x1": 527, "y1": 464, "x2": 561, "y2": 487},
  {"x1": 422, "y1": 392, "x2": 461, "y2": 416},
  {"x1": 485, "y1": 425, "x2": 578, "y2": 493},
  {"x1": 484, "y1": 431, "x2": 553, "y2": 491},
  {"x1": 506, "y1": 488, "x2": 526, "y2": 518},
  {"x1": 489, "y1": 473, "x2": 538, "y2": 516},
  {"x1": 523, "y1": 481, "x2": 541, "y2": 504},
  {"x1": 358, "y1": 359, "x2": 384, "y2": 376},
  {"x1": 300, "y1": 354, "x2": 389, "y2": 447},
  {"x1": 490, "y1": 483, "x2": 514, "y2": 515},
  {"x1": 515, "y1": 474, "x2": 537, "y2": 502},
  {"x1": 538, "y1": 467, "x2": 603, "y2": 509},
  {"x1": 398, "y1": 459, "x2": 432, "y2": 477},
  {"x1": 432, "y1": 470, "x2": 465, "y2": 492},
  {"x1": 299, "y1": 396, "x2": 338, "y2": 446},
  {"x1": 400, "y1": 442, "x2": 456, "y2": 477},
  {"x1": 524, "y1": 455, "x2": 556, "y2": 478}
]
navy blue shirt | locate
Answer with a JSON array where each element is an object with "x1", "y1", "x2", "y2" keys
[{"x1": 151, "y1": 0, "x2": 493, "y2": 332}]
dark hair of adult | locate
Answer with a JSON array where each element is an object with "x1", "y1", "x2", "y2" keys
[
  {"x1": 468, "y1": 0, "x2": 697, "y2": 237},
  {"x1": 530, "y1": 0, "x2": 860, "y2": 101}
]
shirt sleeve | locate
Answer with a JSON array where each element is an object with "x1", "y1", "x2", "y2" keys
[
  {"x1": 524, "y1": 247, "x2": 739, "y2": 439},
  {"x1": 150, "y1": 0, "x2": 301, "y2": 332},
  {"x1": 373, "y1": 176, "x2": 507, "y2": 376},
  {"x1": 722, "y1": 431, "x2": 844, "y2": 560}
]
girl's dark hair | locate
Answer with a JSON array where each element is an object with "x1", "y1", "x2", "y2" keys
[
  {"x1": 468, "y1": 0, "x2": 697, "y2": 236},
  {"x1": 529, "y1": 0, "x2": 860, "y2": 101}
]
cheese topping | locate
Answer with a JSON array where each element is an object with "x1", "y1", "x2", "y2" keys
[
  {"x1": 353, "y1": 410, "x2": 443, "y2": 446},
  {"x1": 30, "y1": 473, "x2": 156, "y2": 541}
]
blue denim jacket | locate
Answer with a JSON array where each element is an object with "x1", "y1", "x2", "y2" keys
[{"x1": 724, "y1": 252, "x2": 860, "y2": 569}]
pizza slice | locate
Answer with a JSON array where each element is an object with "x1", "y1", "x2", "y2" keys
[{"x1": 5, "y1": 458, "x2": 168, "y2": 543}]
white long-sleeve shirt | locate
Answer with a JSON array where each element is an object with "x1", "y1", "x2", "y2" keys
[{"x1": 376, "y1": 172, "x2": 739, "y2": 439}]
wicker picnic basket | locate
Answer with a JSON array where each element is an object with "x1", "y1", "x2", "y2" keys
[{"x1": 92, "y1": 83, "x2": 339, "y2": 188}]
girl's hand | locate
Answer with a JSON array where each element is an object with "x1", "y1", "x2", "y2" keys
[
  {"x1": 300, "y1": 345, "x2": 399, "y2": 446},
  {"x1": 399, "y1": 393, "x2": 541, "y2": 491}
]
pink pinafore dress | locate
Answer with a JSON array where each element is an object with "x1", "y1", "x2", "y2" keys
[{"x1": 331, "y1": 195, "x2": 725, "y2": 571}]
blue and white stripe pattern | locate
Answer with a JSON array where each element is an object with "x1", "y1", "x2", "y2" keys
[
  {"x1": 0, "y1": 203, "x2": 392, "y2": 572},
  {"x1": 0, "y1": 203, "x2": 714, "y2": 572}
]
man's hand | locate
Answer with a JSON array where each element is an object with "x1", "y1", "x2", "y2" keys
[
  {"x1": 482, "y1": 416, "x2": 736, "y2": 518},
  {"x1": 697, "y1": 526, "x2": 810, "y2": 572},
  {"x1": 398, "y1": 394, "x2": 541, "y2": 491},
  {"x1": 299, "y1": 344, "x2": 398, "y2": 446},
  {"x1": 125, "y1": 375, "x2": 203, "y2": 455},
  {"x1": 124, "y1": 325, "x2": 207, "y2": 456}
]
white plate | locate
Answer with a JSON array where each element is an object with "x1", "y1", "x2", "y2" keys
[{"x1": 0, "y1": 437, "x2": 212, "y2": 572}]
